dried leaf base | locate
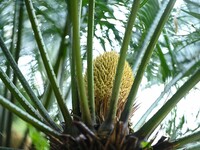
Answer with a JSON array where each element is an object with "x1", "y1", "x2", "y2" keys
[{"x1": 50, "y1": 121, "x2": 174, "y2": 150}]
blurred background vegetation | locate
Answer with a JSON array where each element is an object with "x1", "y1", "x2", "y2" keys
[{"x1": 0, "y1": 0, "x2": 200, "y2": 149}]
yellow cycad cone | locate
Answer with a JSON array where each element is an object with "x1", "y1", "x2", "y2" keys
[{"x1": 85, "y1": 51, "x2": 134, "y2": 123}]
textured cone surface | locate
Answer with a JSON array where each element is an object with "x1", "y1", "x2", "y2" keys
[{"x1": 85, "y1": 51, "x2": 134, "y2": 122}]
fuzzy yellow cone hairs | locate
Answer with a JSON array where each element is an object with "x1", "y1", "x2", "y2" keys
[{"x1": 85, "y1": 51, "x2": 134, "y2": 123}]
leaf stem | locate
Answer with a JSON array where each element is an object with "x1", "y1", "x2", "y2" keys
[
  {"x1": 172, "y1": 130, "x2": 200, "y2": 148},
  {"x1": 24, "y1": 0, "x2": 72, "y2": 126},
  {"x1": 100, "y1": 0, "x2": 140, "y2": 132},
  {"x1": 120, "y1": 0, "x2": 177, "y2": 123},
  {"x1": 134, "y1": 60, "x2": 200, "y2": 130},
  {"x1": 65, "y1": 1, "x2": 81, "y2": 119},
  {"x1": 0, "y1": 36, "x2": 61, "y2": 132},
  {"x1": 43, "y1": 15, "x2": 69, "y2": 109},
  {"x1": 0, "y1": 95, "x2": 61, "y2": 138},
  {"x1": 87, "y1": 0, "x2": 96, "y2": 124},
  {"x1": 135, "y1": 68, "x2": 200, "y2": 140},
  {"x1": 6, "y1": 1, "x2": 24, "y2": 146},
  {"x1": 0, "y1": 68, "x2": 43, "y2": 121},
  {"x1": 70, "y1": 0, "x2": 92, "y2": 127}
]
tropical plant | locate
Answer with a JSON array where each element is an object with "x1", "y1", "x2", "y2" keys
[{"x1": 0, "y1": 0, "x2": 200, "y2": 149}]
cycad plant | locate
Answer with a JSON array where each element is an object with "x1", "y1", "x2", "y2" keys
[{"x1": 0, "y1": 0, "x2": 200, "y2": 149}]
